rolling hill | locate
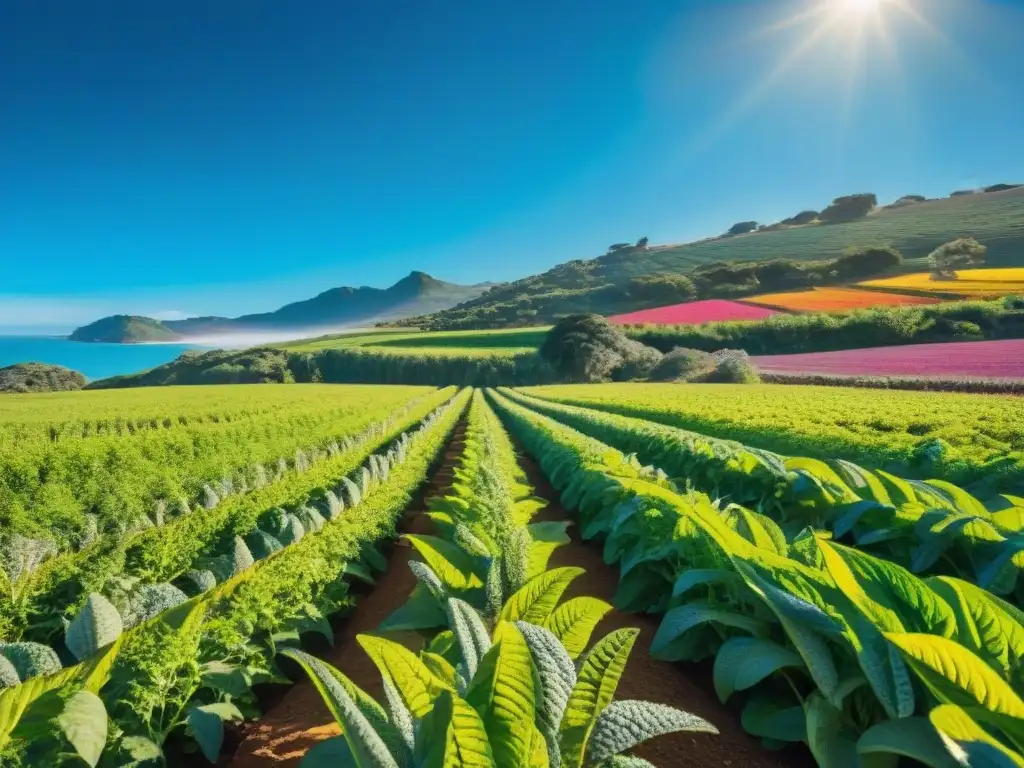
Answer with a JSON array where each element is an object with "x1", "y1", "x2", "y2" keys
[
  {"x1": 404, "y1": 186, "x2": 1024, "y2": 329},
  {"x1": 70, "y1": 271, "x2": 492, "y2": 342}
]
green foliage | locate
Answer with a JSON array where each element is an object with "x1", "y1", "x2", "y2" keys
[
  {"x1": 539, "y1": 315, "x2": 662, "y2": 383},
  {"x1": 929, "y1": 237, "x2": 989, "y2": 279},
  {"x1": 819, "y1": 192, "x2": 877, "y2": 224},
  {"x1": 68, "y1": 315, "x2": 181, "y2": 343},
  {"x1": 647, "y1": 348, "x2": 716, "y2": 382},
  {"x1": 0, "y1": 643, "x2": 62, "y2": 682},
  {"x1": 487, "y1": 386, "x2": 1024, "y2": 763},
  {"x1": 625, "y1": 274, "x2": 696, "y2": 305},
  {"x1": 0, "y1": 364, "x2": 86, "y2": 394},
  {"x1": 727, "y1": 221, "x2": 758, "y2": 235},
  {"x1": 65, "y1": 594, "x2": 123, "y2": 662}
]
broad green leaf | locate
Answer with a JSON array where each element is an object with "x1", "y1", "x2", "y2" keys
[
  {"x1": 279, "y1": 648, "x2": 406, "y2": 766},
  {"x1": 65, "y1": 593, "x2": 123, "y2": 662},
  {"x1": 560, "y1": 629, "x2": 637, "y2": 768},
  {"x1": 379, "y1": 586, "x2": 448, "y2": 633},
  {"x1": 501, "y1": 568, "x2": 584, "y2": 625},
  {"x1": 301, "y1": 736, "x2": 357, "y2": 768},
  {"x1": 925, "y1": 575, "x2": 1024, "y2": 684},
  {"x1": 885, "y1": 633, "x2": 1024, "y2": 718},
  {"x1": 516, "y1": 622, "x2": 576, "y2": 768},
  {"x1": 732, "y1": 560, "x2": 841, "y2": 705},
  {"x1": 740, "y1": 694, "x2": 806, "y2": 742},
  {"x1": 924, "y1": 480, "x2": 990, "y2": 518},
  {"x1": 466, "y1": 622, "x2": 537, "y2": 768},
  {"x1": 671, "y1": 568, "x2": 744, "y2": 599},
  {"x1": 186, "y1": 702, "x2": 243, "y2": 763},
  {"x1": 449, "y1": 598, "x2": 492, "y2": 682},
  {"x1": 0, "y1": 664, "x2": 84, "y2": 750},
  {"x1": 856, "y1": 717, "x2": 959, "y2": 768},
  {"x1": 405, "y1": 535, "x2": 485, "y2": 591},
  {"x1": 821, "y1": 540, "x2": 956, "y2": 637},
  {"x1": 805, "y1": 693, "x2": 859, "y2": 768},
  {"x1": 56, "y1": 690, "x2": 107, "y2": 767},
  {"x1": 587, "y1": 700, "x2": 717, "y2": 765},
  {"x1": 930, "y1": 704, "x2": 1024, "y2": 768},
  {"x1": 712, "y1": 637, "x2": 803, "y2": 703},
  {"x1": 542, "y1": 597, "x2": 613, "y2": 660},
  {"x1": 419, "y1": 689, "x2": 496, "y2": 768},
  {"x1": 357, "y1": 635, "x2": 451, "y2": 718},
  {"x1": 651, "y1": 602, "x2": 766, "y2": 662},
  {"x1": 118, "y1": 735, "x2": 163, "y2": 767},
  {"x1": 421, "y1": 653, "x2": 459, "y2": 690}
]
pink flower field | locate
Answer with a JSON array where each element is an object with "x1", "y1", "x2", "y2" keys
[
  {"x1": 753, "y1": 339, "x2": 1024, "y2": 379},
  {"x1": 609, "y1": 299, "x2": 780, "y2": 326}
]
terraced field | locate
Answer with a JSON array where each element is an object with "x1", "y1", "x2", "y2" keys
[{"x1": 2, "y1": 382, "x2": 1022, "y2": 767}]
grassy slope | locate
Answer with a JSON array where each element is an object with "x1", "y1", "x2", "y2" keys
[
  {"x1": 412, "y1": 187, "x2": 1024, "y2": 329},
  {"x1": 278, "y1": 326, "x2": 549, "y2": 356}
]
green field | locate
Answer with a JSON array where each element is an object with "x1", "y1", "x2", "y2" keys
[
  {"x1": 520, "y1": 382, "x2": 1024, "y2": 489},
  {"x1": 278, "y1": 325, "x2": 549, "y2": 356},
  {"x1": 2, "y1": 381, "x2": 1023, "y2": 766}
]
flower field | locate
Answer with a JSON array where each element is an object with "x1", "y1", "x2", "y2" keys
[
  {"x1": 608, "y1": 298, "x2": 780, "y2": 325},
  {"x1": 860, "y1": 267, "x2": 1024, "y2": 296},
  {"x1": 2, "y1": 381, "x2": 1023, "y2": 767},
  {"x1": 753, "y1": 338, "x2": 1024, "y2": 379},
  {"x1": 742, "y1": 286, "x2": 941, "y2": 312}
]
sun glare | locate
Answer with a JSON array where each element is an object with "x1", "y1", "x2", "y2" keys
[{"x1": 837, "y1": 0, "x2": 883, "y2": 14}]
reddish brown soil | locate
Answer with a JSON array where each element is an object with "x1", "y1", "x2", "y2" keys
[
  {"x1": 230, "y1": 423, "x2": 807, "y2": 768},
  {"x1": 229, "y1": 428, "x2": 466, "y2": 767},
  {"x1": 519, "y1": 453, "x2": 809, "y2": 768}
]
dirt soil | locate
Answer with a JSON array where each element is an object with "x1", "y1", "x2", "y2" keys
[
  {"x1": 230, "y1": 424, "x2": 809, "y2": 768},
  {"x1": 229, "y1": 426, "x2": 466, "y2": 767}
]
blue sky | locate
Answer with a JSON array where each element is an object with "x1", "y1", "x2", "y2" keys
[{"x1": 2, "y1": 0, "x2": 1022, "y2": 332}]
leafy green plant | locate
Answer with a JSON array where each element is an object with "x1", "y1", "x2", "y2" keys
[{"x1": 282, "y1": 596, "x2": 716, "y2": 768}]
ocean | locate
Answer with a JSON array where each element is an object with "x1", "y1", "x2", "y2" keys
[{"x1": 0, "y1": 336, "x2": 205, "y2": 382}]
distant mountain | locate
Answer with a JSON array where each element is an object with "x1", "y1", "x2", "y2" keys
[{"x1": 70, "y1": 272, "x2": 493, "y2": 343}]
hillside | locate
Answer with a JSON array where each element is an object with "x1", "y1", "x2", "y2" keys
[
  {"x1": 71, "y1": 271, "x2": 492, "y2": 342},
  {"x1": 69, "y1": 315, "x2": 183, "y2": 343},
  {"x1": 405, "y1": 186, "x2": 1024, "y2": 329},
  {"x1": 0, "y1": 362, "x2": 86, "y2": 393}
]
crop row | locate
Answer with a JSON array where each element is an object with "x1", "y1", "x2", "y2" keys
[
  {"x1": 521, "y1": 382, "x2": 1024, "y2": 493},
  {"x1": 1, "y1": 385, "x2": 433, "y2": 549},
  {"x1": 487, "y1": 388, "x2": 1024, "y2": 766},
  {"x1": 279, "y1": 388, "x2": 717, "y2": 767},
  {"x1": 0, "y1": 387, "x2": 458, "y2": 643},
  {"x1": 502, "y1": 388, "x2": 1024, "y2": 605},
  {"x1": 0, "y1": 388, "x2": 470, "y2": 766}
]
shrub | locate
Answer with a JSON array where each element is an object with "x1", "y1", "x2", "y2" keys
[
  {"x1": 611, "y1": 339, "x2": 663, "y2": 381},
  {"x1": 950, "y1": 189, "x2": 976, "y2": 197},
  {"x1": 831, "y1": 245, "x2": 902, "y2": 278},
  {"x1": 626, "y1": 274, "x2": 697, "y2": 304},
  {"x1": 928, "y1": 237, "x2": 988, "y2": 279},
  {"x1": 648, "y1": 347, "x2": 716, "y2": 381},
  {"x1": 819, "y1": 193, "x2": 877, "y2": 223},
  {"x1": 703, "y1": 349, "x2": 760, "y2": 383},
  {"x1": 780, "y1": 210, "x2": 818, "y2": 225},
  {"x1": 983, "y1": 183, "x2": 1020, "y2": 193},
  {"x1": 726, "y1": 221, "x2": 758, "y2": 236},
  {"x1": 539, "y1": 314, "x2": 661, "y2": 383}
]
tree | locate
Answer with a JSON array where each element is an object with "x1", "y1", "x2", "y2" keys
[
  {"x1": 781, "y1": 210, "x2": 818, "y2": 225},
  {"x1": 819, "y1": 193, "x2": 877, "y2": 224},
  {"x1": 984, "y1": 183, "x2": 1021, "y2": 193},
  {"x1": 928, "y1": 237, "x2": 988, "y2": 280},
  {"x1": 950, "y1": 190, "x2": 976, "y2": 197},
  {"x1": 626, "y1": 274, "x2": 696, "y2": 304},
  {"x1": 831, "y1": 246, "x2": 903, "y2": 278},
  {"x1": 607, "y1": 243, "x2": 631, "y2": 253},
  {"x1": 635, "y1": 236, "x2": 649, "y2": 249},
  {"x1": 539, "y1": 314, "x2": 662, "y2": 382},
  {"x1": 727, "y1": 221, "x2": 758, "y2": 236}
]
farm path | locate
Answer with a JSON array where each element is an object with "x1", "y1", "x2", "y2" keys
[
  {"x1": 517, "y1": 449, "x2": 809, "y2": 768},
  {"x1": 228, "y1": 421, "x2": 467, "y2": 767}
]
